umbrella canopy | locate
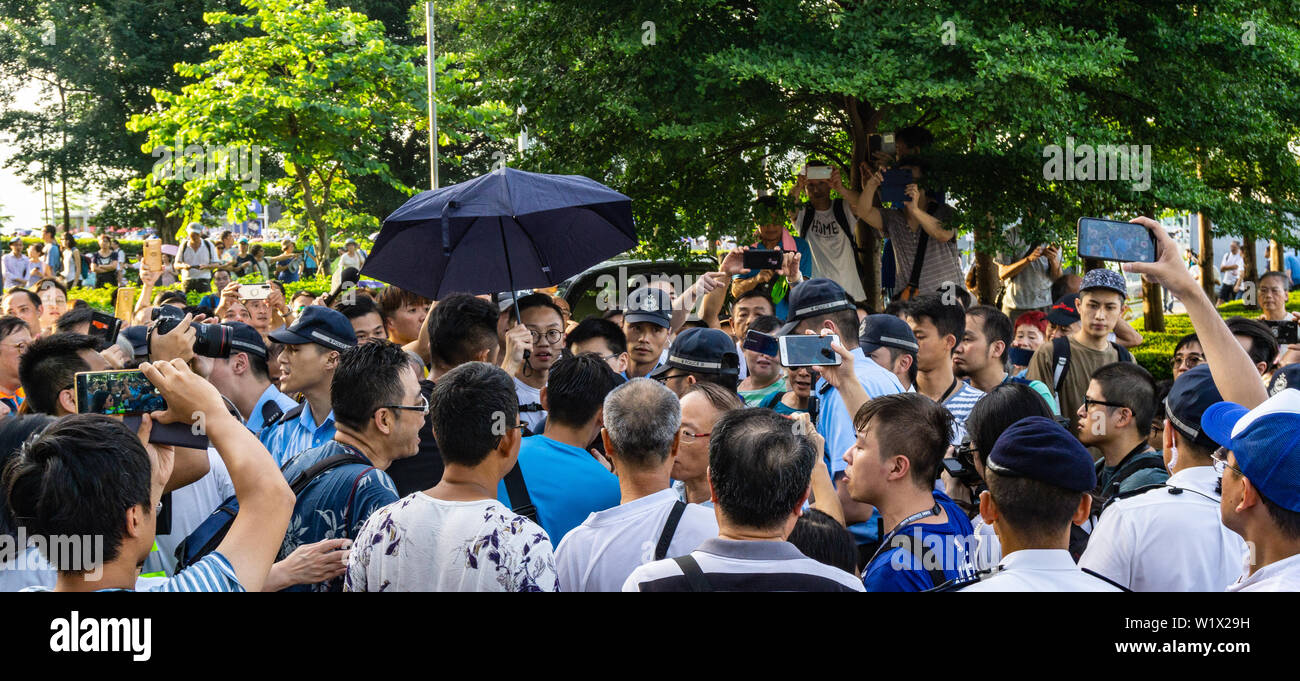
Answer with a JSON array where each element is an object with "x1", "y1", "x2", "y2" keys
[{"x1": 361, "y1": 167, "x2": 637, "y2": 300}]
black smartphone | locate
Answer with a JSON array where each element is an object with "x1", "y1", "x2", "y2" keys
[
  {"x1": 779, "y1": 334, "x2": 842, "y2": 367},
  {"x1": 879, "y1": 168, "x2": 913, "y2": 210},
  {"x1": 1077, "y1": 217, "x2": 1156, "y2": 263},
  {"x1": 742, "y1": 329, "x2": 779, "y2": 357},
  {"x1": 1265, "y1": 320, "x2": 1299, "y2": 345},
  {"x1": 76, "y1": 369, "x2": 164, "y2": 415},
  {"x1": 88, "y1": 310, "x2": 122, "y2": 350},
  {"x1": 742, "y1": 249, "x2": 783, "y2": 271},
  {"x1": 1007, "y1": 346, "x2": 1036, "y2": 366}
]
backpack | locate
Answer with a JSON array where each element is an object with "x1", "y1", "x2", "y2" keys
[
  {"x1": 1049, "y1": 335, "x2": 1133, "y2": 414},
  {"x1": 172, "y1": 451, "x2": 371, "y2": 574},
  {"x1": 1066, "y1": 448, "x2": 1166, "y2": 561}
]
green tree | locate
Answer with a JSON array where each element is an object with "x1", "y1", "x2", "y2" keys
[
  {"x1": 128, "y1": 0, "x2": 432, "y2": 261},
  {"x1": 446, "y1": 1, "x2": 1300, "y2": 314}
]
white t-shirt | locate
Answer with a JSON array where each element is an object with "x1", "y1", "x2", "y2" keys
[
  {"x1": 180, "y1": 239, "x2": 216, "y2": 283},
  {"x1": 514, "y1": 376, "x2": 547, "y2": 434},
  {"x1": 555, "y1": 488, "x2": 718, "y2": 592},
  {"x1": 153, "y1": 448, "x2": 235, "y2": 577},
  {"x1": 794, "y1": 199, "x2": 867, "y2": 302},
  {"x1": 1221, "y1": 251, "x2": 1244, "y2": 286},
  {"x1": 345, "y1": 494, "x2": 559, "y2": 592}
]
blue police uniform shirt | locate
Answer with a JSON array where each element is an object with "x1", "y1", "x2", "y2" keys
[
  {"x1": 1286, "y1": 253, "x2": 1300, "y2": 287},
  {"x1": 496, "y1": 434, "x2": 621, "y2": 544},
  {"x1": 246, "y1": 384, "x2": 300, "y2": 433},
  {"x1": 278, "y1": 441, "x2": 399, "y2": 592},
  {"x1": 259, "y1": 400, "x2": 337, "y2": 466},
  {"x1": 733, "y1": 237, "x2": 814, "y2": 319},
  {"x1": 861, "y1": 491, "x2": 978, "y2": 592}
]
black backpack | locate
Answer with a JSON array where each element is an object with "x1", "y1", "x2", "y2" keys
[{"x1": 1066, "y1": 449, "x2": 1166, "y2": 561}]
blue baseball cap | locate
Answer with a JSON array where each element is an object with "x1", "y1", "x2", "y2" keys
[
  {"x1": 624, "y1": 287, "x2": 673, "y2": 329},
  {"x1": 224, "y1": 321, "x2": 268, "y2": 359},
  {"x1": 858, "y1": 313, "x2": 918, "y2": 355},
  {"x1": 268, "y1": 305, "x2": 357, "y2": 351},
  {"x1": 1202, "y1": 389, "x2": 1300, "y2": 512},
  {"x1": 1269, "y1": 364, "x2": 1300, "y2": 397},
  {"x1": 1164, "y1": 364, "x2": 1224, "y2": 451},
  {"x1": 986, "y1": 416, "x2": 1097, "y2": 492},
  {"x1": 777, "y1": 278, "x2": 857, "y2": 336},
  {"x1": 649, "y1": 327, "x2": 739, "y2": 378}
]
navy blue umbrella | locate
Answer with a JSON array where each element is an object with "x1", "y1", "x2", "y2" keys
[{"x1": 361, "y1": 167, "x2": 637, "y2": 322}]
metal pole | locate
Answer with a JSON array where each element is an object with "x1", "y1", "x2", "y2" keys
[{"x1": 426, "y1": 1, "x2": 439, "y2": 190}]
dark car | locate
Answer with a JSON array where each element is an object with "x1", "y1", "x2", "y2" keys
[{"x1": 557, "y1": 255, "x2": 719, "y2": 322}]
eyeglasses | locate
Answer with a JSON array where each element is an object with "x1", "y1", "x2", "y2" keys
[
  {"x1": 1170, "y1": 353, "x2": 1205, "y2": 369},
  {"x1": 528, "y1": 329, "x2": 563, "y2": 344},
  {"x1": 1211, "y1": 447, "x2": 1244, "y2": 478},
  {"x1": 680, "y1": 428, "x2": 711, "y2": 443},
  {"x1": 380, "y1": 393, "x2": 429, "y2": 416},
  {"x1": 1083, "y1": 396, "x2": 1128, "y2": 411}
]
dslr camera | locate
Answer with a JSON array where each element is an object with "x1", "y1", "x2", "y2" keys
[{"x1": 149, "y1": 306, "x2": 232, "y2": 358}]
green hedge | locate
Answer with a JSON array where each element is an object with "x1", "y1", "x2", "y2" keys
[
  {"x1": 68, "y1": 271, "x2": 339, "y2": 313},
  {"x1": 1134, "y1": 291, "x2": 1300, "y2": 380}
]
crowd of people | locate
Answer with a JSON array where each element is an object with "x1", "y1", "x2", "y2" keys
[{"x1": 1, "y1": 150, "x2": 1299, "y2": 592}]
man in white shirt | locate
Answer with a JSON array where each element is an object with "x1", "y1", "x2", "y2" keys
[
  {"x1": 1219, "y1": 240, "x2": 1243, "y2": 304},
  {"x1": 960, "y1": 417, "x2": 1123, "y2": 592},
  {"x1": 2, "y1": 237, "x2": 31, "y2": 289},
  {"x1": 1203, "y1": 388, "x2": 1300, "y2": 592},
  {"x1": 555, "y1": 378, "x2": 717, "y2": 591},
  {"x1": 1080, "y1": 365, "x2": 1248, "y2": 591},
  {"x1": 789, "y1": 162, "x2": 867, "y2": 302},
  {"x1": 178, "y1": 223, "x2": 218, "y2": 294}
]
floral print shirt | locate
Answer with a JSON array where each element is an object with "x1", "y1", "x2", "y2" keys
[{"x1": 346, "y1": 493, "x2": 558, "y2": 592}]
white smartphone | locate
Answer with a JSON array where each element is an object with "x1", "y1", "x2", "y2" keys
[
  {"x1": 805, "y1": 165, "x2": 832, "y2": 180},
  {"x1": 779, "y1": 334, "x2": 841, "y2": 367},
  {"x1": 239, "y1": 284, "x2": 272, "y2": 300}
]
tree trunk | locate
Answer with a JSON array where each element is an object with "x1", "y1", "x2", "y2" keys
[
  {"x1": 1140, "y1": 211, "x2": 1165, "y2": 331},
  {"x1": 1198, "y1": 213, "x2": 1216, "y2": 302},
  {"x1": 58, "y1": 84, "x2": 71, "y2": 231},
  {"x1": 1241, "y1": 231, "x2": 1258, "y2": 307},
  {"x1": 847, "y1": 96, "x2": 881, "y2": 311},
  {"x1": 972, "y1": 218, "x2": 998, "y2": 304},
  {"x1": 1269, "y1": 239, "x2": 1284, "y2": 272}
]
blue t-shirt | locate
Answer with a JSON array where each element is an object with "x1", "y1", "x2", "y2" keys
[
  {"x1": 1286, "y1": 254, "x2": 1300, "y2": 287},
  {"x1": 496, "y1": 434, "x2": 620, "y2": 544},
  {"x1": 861, "y1": 491, "x2": 978, "y2": 592},
  {"x1": 278, "y1": 440, "x2": 399, "y2": 592}
]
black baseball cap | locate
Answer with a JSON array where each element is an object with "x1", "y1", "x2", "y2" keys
[
  {"x1": 858, "y1": 314, "x2": 919, "y2": 355},
  {"x1": 777, "y1": 278, "x2": 857, "y2": 336},
  {"x1": 224, "y1": 321, "x2": 269, "y2": 359},
  {"x1": 1046, "y1": 293, "x2": 1081, "y2": 327},
  {"x1": 268, "y1": 305, "x2": 357, "y2": 351},
  {"x1": 1164, "y1": 364, "x2": 1224, "y2": 450},
  {"x1": 624, "y1": 287, "x2": 673, "y2": 329},
  {"x1": 649, "y1": 327, "x2": 740, "y2": 378},
  {"x1": 987, "y1": 416, "x2": 1097, "y2": 492}
]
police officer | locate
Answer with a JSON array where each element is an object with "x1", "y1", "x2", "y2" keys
[
  {"x1": 1080, "y1": 365, "x2": 1249, "y2": 591},
  {"x1": 959, "y1": 416, "x2": 1125, "y2": 592},
  {"x1": 259, "y1": 306, "x2": 357, "y2": 465},
  {"x1": 205, "y1": 322, "x2": 299, "y2": 432},
  {"x1": 648, "y1": 326, "x2": 740, "y2": 397}
]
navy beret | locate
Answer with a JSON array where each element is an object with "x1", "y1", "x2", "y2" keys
[{"x1": 986, "y1": 416, "x2": 1097, "y2": 492}]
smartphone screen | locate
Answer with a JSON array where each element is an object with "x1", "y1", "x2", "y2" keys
[
  {"x1": 1266, "y1": 320, "x2": 1299, "y2": 345},
  {"x1": 779, "y1": 335, "x2": 842, "y2": 367},
  {"x1": 1077, "y1": 217, "x2": 1156, "y2": 263},
  {"x1": 742, "y1": 249, "x2": 783, "y2": 271},
  {"x1": 805, "y1": 165, "x2": 832, "y2": 180},
  {"x1": 743, "y1": 330, "x2": 780, "y2": 357},
  {"x1": 75, "y1": 369, "x2": 167, "y2": 416},
  {"x1": 88, "y1": 310, "x2": 122, "y2": 349}
]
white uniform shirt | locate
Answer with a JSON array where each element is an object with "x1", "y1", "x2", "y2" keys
[
  {"x1": 1227, "y1": 553, "x2": 1300, "y2": 592},
  {"x1": 555, "y1": 488, "x2": 718, "y2": 592},
  {"x1": 961, "y1": 549, "x2": 1122, "y2": 592},
  {"x1": 1079, "y1": 466, "x2": 1247, "y2": 592}
]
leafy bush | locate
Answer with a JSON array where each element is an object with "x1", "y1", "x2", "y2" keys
[
  {"x1": 1135, "y1": 291, "x2": 1300, "y2": 380},
  {"x1": 68, "y1": 271, "x2": 339, "y2": 313}
]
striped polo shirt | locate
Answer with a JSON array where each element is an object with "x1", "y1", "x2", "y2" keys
[
  {"x1": 942, "y1": 381, "x2": 985, "y2": 446},
  {"x1": 622, "y1": 537, "x2": 864, "y2": 592}
]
